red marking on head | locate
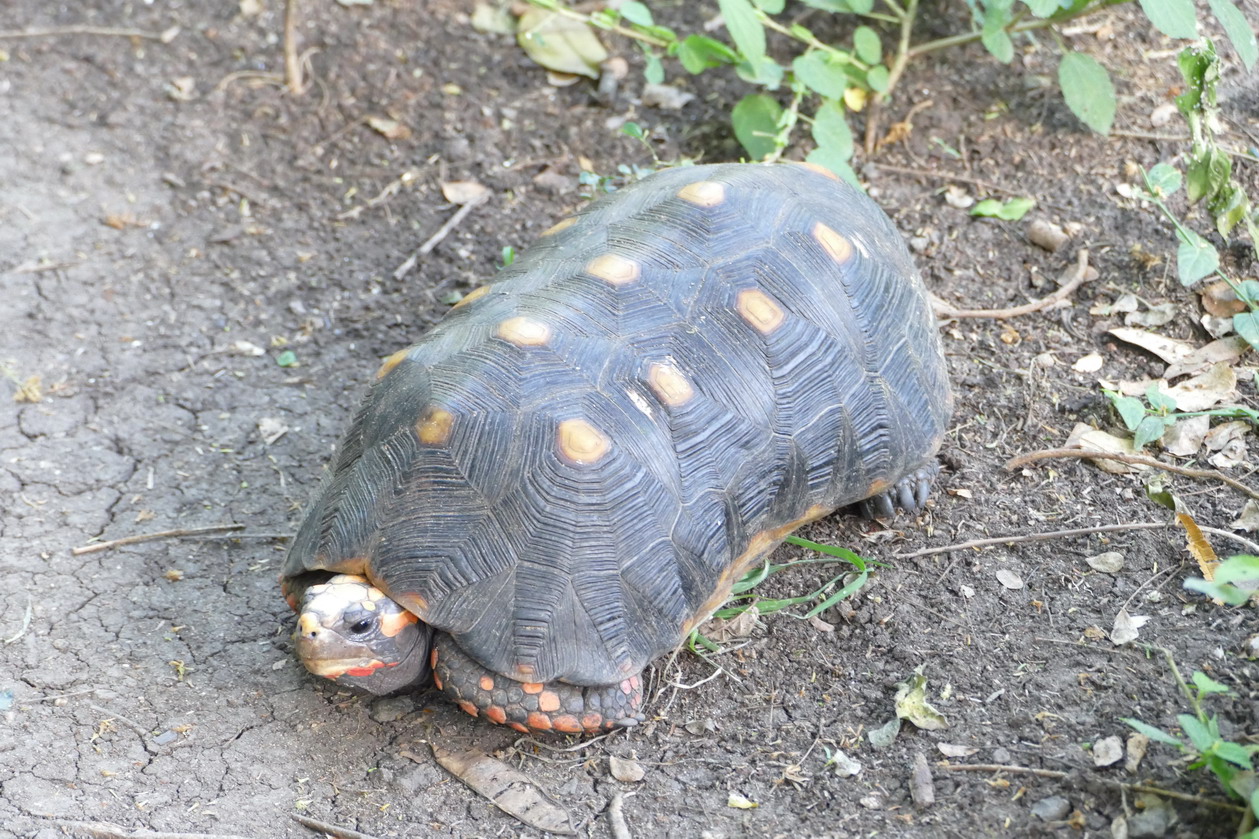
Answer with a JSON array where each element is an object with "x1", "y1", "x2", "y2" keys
[
  {"x1": 478, "y1": 675, "x2": 495, "y2": 692},
  {"x1": 457, "y1": 700, "x2": 479, "y2": 718},
  {"x1": 521, "y1": 682, "x2": 544, "y2": 695},
  {"x1": 526, "y1": 712, "x2": 553, "y2": 732},
  {"x1": 344, "y1": 661, "x2": 391, "y2": 678},
  {"x1": 486, "y1": 706, "x2": 507, "y2": 725},
  {"x1": 538, "y1": 691, "x2": 561, "y2": 713},
  {"x1": 551, "y1": 715, "x2": 582, "y2": 734}
]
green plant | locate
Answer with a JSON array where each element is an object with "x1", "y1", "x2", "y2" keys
[
  {"x1": 1105, "y1": 386, "x2": 1259, "y2": 450},
  {"x1": 1185, "y1": 554, "x2": 1259, "y2": 606},
  {"x1": 1122, "y1": 648, "x2": 1259, "y2": 835}
]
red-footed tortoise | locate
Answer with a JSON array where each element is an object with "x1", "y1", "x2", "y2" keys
[{"x1": 281, "y1": 162, "x2": 952, "y2": 734}]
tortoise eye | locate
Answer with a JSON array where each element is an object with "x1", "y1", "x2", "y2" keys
[{"x1": 349, "y1": 618, "x2": 375, "y2": 636}]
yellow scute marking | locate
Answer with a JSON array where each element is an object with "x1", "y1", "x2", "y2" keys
[
  {"x1": 677, "y1": 180, "x2": 725, "y2": 207},
  {"x1": 556, "y1": 418, "x2": 610, "y2": 465},
  {"x1": 793, "y1": 161, "x2": 840, "y2": 180},
  {"x1": 647, "y1": 362, "x2": 694, "y2": 407},
  {"x1": 813, "y1": 221, "x2": 854, "y2": 265},
  {"x1": 736, "y1": 288, "x2": 785, "y2": 334},
  {"x1": 416, "y1": 405, "x2": 455, "y2": 445},
  {"x1": 496, "y1": 316, "x2": 551, "y2": 346},
  {"x1": 586, "y1": 253, "x2": 640, "y2": 286},
  {"x1": 376, "y1": 348, "x2": 410, "y2": 379},
  {"x1": 451, "y1": 284, "x2": 491, "y2": 310},
  {"x1": 541, "y1": 216, "x2": 577, "y2": 236}
]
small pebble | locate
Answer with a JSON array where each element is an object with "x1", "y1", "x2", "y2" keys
[
  {"x1": 1031, "y1": 795, "x2": 1071, "y2": 821},
  {"x1": 370, "y1": 695, "x2": 415, "y2": 723},
  {"x1": 152, "y1": 730, "x2": 179, "y2": 746},
  {"x1": 1027, "y1": 218, "x2": 1069, "y2": 252}
]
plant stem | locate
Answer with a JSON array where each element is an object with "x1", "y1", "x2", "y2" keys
[
  {"x1": 756, "y1": 12, "x2": 868, "y2": 69},
  {"x1": 525, "y1": 0, "x2": 670, "y2": 48},
  {"x1": 906, "y1": 0, "x2": 1132, "y2": 58}
]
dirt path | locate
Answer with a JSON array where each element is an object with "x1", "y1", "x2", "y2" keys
[{"x1": 1, "y1": 2, "x2": 1256, "y2": 838}]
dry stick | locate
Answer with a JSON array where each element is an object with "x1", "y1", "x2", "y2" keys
[
  {"x1": 291, "y1": 814, "x2": 383, "y2": 839},
  {"x1": 283, "y1": 0, "x2": 304, "y2": 95},
  {"x1": 1007, "y1": 448, "x2": 1259, "y2": 502},
  {"x1": 895, "y1": 521, "x2": 1168, "y2": 560},
  {"x1": 71, "y1": 524, "x2": 246, "y2": 556},
  {"x1": 932, "y1": 249, "x2": 1090, "y2": 320},
  {"x1": 0, "y1": 25, "x2": 174, "y2": 41},
  {"x1": 874, "y1": 162, "x2": 1035, "y2": 201},
  {"x1": 46, "y1": 820, "x2": 255, "y2": 839},
  {"x1": 939, "y1": 764, "x2": 1245, "y2": 812},
  {"x1": 393, "y1": 196, "x2": 488, "y2": 280},
  {"x1": 607, "y1": 792, "x2": 633, "y2": 839}
]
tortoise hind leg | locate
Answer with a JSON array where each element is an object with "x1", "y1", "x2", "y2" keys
[
  {"x1": 857, "y1": 463, "x2": 940, "y2": 520},
  {"x1": 430, "y1": 634, "x2": 644, "y2": 734}
]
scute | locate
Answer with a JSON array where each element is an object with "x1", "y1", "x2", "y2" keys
[{"x1": 283, "y1": 163, "x2": 951, "y2": 687}]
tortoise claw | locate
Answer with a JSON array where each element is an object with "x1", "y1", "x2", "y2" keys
[{"x1": 857, "y1": 463, "x2": 941, "y2": 520}]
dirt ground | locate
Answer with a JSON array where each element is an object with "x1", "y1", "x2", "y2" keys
[{"x1": 2, "y1": 1, "x2": 1258, "y2": 838}]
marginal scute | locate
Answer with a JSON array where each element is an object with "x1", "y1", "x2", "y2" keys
[
  {"x1": 736, "y1": 288, "x2": 786, "y2": 334},
  {"x1": 585, "y1": 253, "x2": 640, "y2": 286},
  {"x1": 375, "y1": 348, "x2": 410, "y2": 379},
  {"x1": 793, "y1": 160, "x2": 840, "y2": 180},
  {"x1": 556, "y1": 418, "x2": 611, "y2": 465},
  {"x1": 647, "y1": 362, "x2": 695, "y2": 407},
  {"x1": 813, "y1": 221, "x2": 854, "y2": 265},
  {"x1": 676, "y1": 180, "x2": 725, "y2": 207},
  {"x1": 451, "y1": 284, "x2": 491, "y2": 309},
  {"x1": 540, "y1": 216, "x2": 577, "y2": 236},
  {"x1": 417, "y1": 405, "x2": 455, "y2": 445},
  {"x1": 496, "y1": 316, "x2": 551, "y2": 346}
]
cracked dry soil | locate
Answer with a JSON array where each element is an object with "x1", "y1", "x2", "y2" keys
[{"x1": 1, "y1": 2, "x2": 1257, "y2": 838}]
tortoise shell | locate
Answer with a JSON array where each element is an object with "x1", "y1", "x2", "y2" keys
[{"x1": 282, "y1": 162, "x2": 951, "y2": 721}]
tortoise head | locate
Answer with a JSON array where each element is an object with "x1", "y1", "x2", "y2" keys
[{"x1": 294, "y1": 574, "x2": 432, "y2": 694}]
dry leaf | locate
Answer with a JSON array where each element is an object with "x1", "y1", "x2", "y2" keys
[
  {"x1": 1125, "y1": 301, "x2": 1176, "y2": 328},
  {"x1": 1230, "y1": 500, "x2": 1259, "y2": 532},
  {"x1": 1201, "y1": 280, "x2": 1246, "y2": 317},
  {"x1": 608, "y1": 755, "x2": 645, "y2": 783},
  {"x1": 641, "y1": 83, "x2": 696, "y2": 110},
  {"x1": 937, "y1": 743, "x2": 979, "y2": 758},
  {"x1": 1164, "y1": 336, "x2": 1247, "y2": 379},
  {"x1": 909, "y1": 752, "x2": 936, "y2": 809},
  {"x1": 828, "y1": 750, "x2": 862, "y2": 777},
  {"x1": 257, "y1": 417, "x2": 289, "y2": 445},
  {"x1": 1177, "y1": 513, "x2": 1219, "y2": 582},
  {"x1": 431, "y1": 745, "x2": 575, "y2": 835},
  {"x1": 995, "y1": 569, "x2": 1024, "y2": 590},
  {"x1": 1090, "y1": 292, "x2": 1139, "y2": 316},
  {"x1": 1161, "y1": 363, "x2": 1236, "y2": 412},
  {"x1": 517, "y1": 7, "x2": 608, "y2": 78},
  {"x1": 1085, "y1": 552, "x2": 1124, "y2": 573},
  {"x1": 703, "y1": 604, "x2": 759, "y2": 641},
  {"x1": 367, "y1": 116, "x2": 411, "y2": 140},
  {"x1": 441, "y1": 180, "x2": 489, "y2": 205},
  {"x1": 727, "y1": 792, "x2": 758, "y2": 809},
  {"x1": 1110, "y1": 609, "x2": 1149, "y2": 645},
  {"x1": 1093, "y1": 734, "x2": 1123, "y2": 766},
  {"x1": 1108, "y1": 327, "x2": 1194, "y2": 365},
  {"x1": 1072, "y1": 352, "x2": 1104, "y2": 373},
  {"x1": 894, "y1": 668, "x2": 948, "y2": 731},
  {"x1": 1125, "y1": 733, "x2": 1149, "y2": 773},
  {"x1": 1063, "y1": 423, "x2": 1145, "y2": 474},
  {"x1": 1026, "y1": 219, "x2": 1068, "y2": 252},
  {"x1": 1161, "y1": 415, "x2": 1210, "y2": 457},
  {"x1": 14, "y1": 375, "x2": 42, "y2": 403},
  {"x1": 943, "y1": 186, "x2": 973, "y2": 209}
]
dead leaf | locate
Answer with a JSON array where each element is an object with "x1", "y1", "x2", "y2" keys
[
  {"x1": 1108, "y1": 327, "x2": 1195, "y2": 365},
  {"x1": 517, "y1": 7, "x2": 608, "y2": 78},
  {"x1": 937, "y1": 743, "x2": 979, "y2": 758},
  {"x1": 471, "y1": 2, "x2": 515, "y2": 34},
  {"x1": 642, "y1": 83, "x2": 696, "y2": 110},
  {"x1": 367, "y1": 116, "x2": 411, "y2": 141},
  {"x1": 1164, "y1": 336, "x2": 1247, "y2": 380},
  {"x1": 1093, "y1": 734, "x2": 1123, "y2": 766},
  {"x1": 1110, "y1": 609, "x2": 1149, "y2": 645},
  {"x1": 1083, "y1": 625, "x2": 1106, "y2": 641},
  {"x1": 1090, "y1": 292, "x2": 1139, "y2": 316},
  {"x1": 1064, "y1": 423, "x2": 1145, "y2": 474},
  {"x1": 1230, "y1": 500, "x2": 1259, "y2": 532},
  {"x1": 1207, "y1": 423, "x2": 1248, "y2": 469},
  {"x1": 995, "y1": 569, "x2": 1024, "y2": 590},
  {"x1": 703, "y1": 604, "x2": 759, "y2": 642},
  {"x1": 867, "y1": 717, "x2": 901, "y2": 749},
  {"x1": 828, "y1": 749, "x2": 862, "y2": 777},
  {"x1": 430, "y1": 745, "x2": 575, "y2": 835},
  {"x1": 894, "y1": 668, "x2": 948, "y2": 731},
  {"x1": 609, "y1": 755, "x2": 645, "y2": 783},
  {"x1": 167, "y1": 76, "x2": 196, "y2": 101},
  {"x1": 1201, "y1": 280, "x2": 1247, "y2": 317},
  {"x1": 808, "y1": 614, "x2": 835, "y2": 633},
  {"x1": 909, "y1": 752, "x2": 935, "y2": 809},
  {"x1": 1072, "y1": 352, "x2": 1104, "y2": 373},
  {"x1": 441, "y1": 180, "x2": 489, "y2": 205},
  {"x1": 1161, "y1": 363, "x2": 1236, "y2": 412},
  {"x1": 1161, "y1": 415, "x2": 1210, "y2": 457},
  {"x1": 943, "y1": 186, "x2": 973, "y2": 209},
  {"x1": 257, "y1": 417, "x2": 289, "y2": 445},
  {"x1": 14, "y1": 375, "x2": 42, "y2": 403},
  {"x1": 1125, "y1": 733, "x2": 1149, "y2": 773},
  {"x1": 1085, "y1": 552, "x2": 1125, "y2": 573},
  {"x1": 1125, "y1": 301, "x2": 1176, "y2": 328},
  {"x1": 727, "y1": 792, "x2": 758, "y2": 809}
]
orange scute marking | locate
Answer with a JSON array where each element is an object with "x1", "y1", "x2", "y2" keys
[
  {"x1": 557, "y1": 418, "x2": 610, "y2": 465},
  {"x1": 478, "y1": 675, "x2": 495, "y2": 692},
  {"x1": 526, "y1": 712, "x2": 553, "y2": 731},
  {"x1": 521, "y1": 682, "x2": 544, "y2": 695},
  {"x1": 676, "y1": 180, "x2": 725, "y2": 207},
  {"x1": 486, "y1": 706, "x2": 507, "y2": 724},
  {"x1": 647, "y1": 362, "x2": 694, "y2": 407},
  {"x1": 538, "y1": 691, "x2": 561, "y2": 713},
  {"x1": 541, "y1": 216, "x2": 577, "y2": 236},
  {"x1": 497, "y1": 316, "x2": 551, "y2": 347},
  {"x1": 585, "y1": 253, "x2": 640, "y2": 286},
  {"x1": 416, "y1": 405, "x2": 455, "y2": 445},
  {"x1": 793, "y1": 161, "x2": 840, "y2": 180},
  {"x1": 551, "y1": 715, "x2": 583, "y2": 733},
  {"x1": 736, "y1": 288, "x2": 785, "y2": 334},
  {"x1": 581, "y1": 713, "x2": 604, "y2": 730},
  {"x1": 813, "y1": 221, "x2": 854, "y2": 265},
  {"x1": 451, "y1": 284, "x2": 491, "y2": 310},
  {"x1": 376, "y1": 348, "x2": 410, "y2": 379},
  {"x1": 457, "y1": 700, "x2": 479, "y2": 718}
]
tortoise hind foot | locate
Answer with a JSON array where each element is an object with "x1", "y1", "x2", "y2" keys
[
  {"x1": 857, "y1": 463, "x2": 940, "y2": 520},
  {"x1": 430, "y1": 633, "x2": 644, "y2": 734}
]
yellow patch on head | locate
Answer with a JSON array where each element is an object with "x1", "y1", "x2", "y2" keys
[
  {"x1": 585, "y1": 253, "x2": 640, "y2": 286},
  {"x1": 497, "y1": 316, "x2": 551, "y2": 346},
  {"x1": 813, "y1": 221, "x2": 853, "y2": 265},
  {"x1": 416, "y1": 405, "x2": 455, "y2": 445},
  {"x1": 677, "y1": 180, "x2": 725, "y2": 207},
  {"x1": 376, "y1": 348, "x2": 410, "y2": 379},
  {"x1": 379, "y1": 609, "x2": 418, "y2": 638},
  {"x1": 451, "y1": 284, "x2": 491, "y2": 310},
  {"x1": 541, "y1": 216, "x2": 578, "y2": 236},
  {"x1": 793, "y1": 161, "x2": 840, "y2": 180},
  {"x1": 647, "y1": 362, "x2": 695, "y2": 407},
  {"x1": 557, "y1": 418, "x2": 611, "y2": 465},
  {"x1": 736, "y1": 288, "x2": 785, "y2": 334}
]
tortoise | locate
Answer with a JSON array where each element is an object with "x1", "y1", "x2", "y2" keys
[{"x1": 281, "y1": 162, "x2": 952, "y2": 734}]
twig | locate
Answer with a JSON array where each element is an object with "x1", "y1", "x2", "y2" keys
[
  {"x1": 90, "y1": 704, "x2": 151, "y2": 737},
  {"x1": 284, "y1": 0, "x2": 304, "y2": 95},
  {"x1": 291, "y1": 814, "x2": 383, "y2": 839},
  {"x1": 865, "y1": 0, "x2": 919, "y2": 155},
  {"x1": 607, "y1": 792, "x2": 633, "y2": 839},
  {"x1": 875, "y1": 162, "x2": 1040, "y2": 201},
  {"x1": 932, "y1": 249, "x2": 1091, "y2": 320},
  {"x1": 45, "y1": 822, "x2": 254, "y2": 839},
  {"x1": 1033, "y1": 637, "x2": 1137, "y2": 656},
  {"x1": 895, "y1": 522, "x2": 1168, "y2": 559},
  {"x1": 0, "y1": 25, "x2": 177, "y2": 41},
  {"x1": 393, "y1": 196, "x2": 488, "y2": 280},
  {"x1": 4, "y1": 593, "x2": 33, "y2": 644},
  {"x1": 1006, "y1": 448, "x2": 1259, "y2": 502},
  {"x1": 72, "y1": 524, "x2": 246, "y2": 555},
  {"x1": 939, "y1": 763, "x2": 1245, "y2": 812}
]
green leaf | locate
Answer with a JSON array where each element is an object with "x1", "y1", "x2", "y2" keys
[
  {"x1": 1238, "y1": 281, "x2": 1259, "y2": 307},
  {"x1": 1213, "y1": 554, "x2": 1259, "y2": 585},
  {"x1": 1176, "y1": 228, "x2": 1220, "y2": 285},
  {"x1": 1139, "y1": 0, "x2": 1199, "y2": 39},
  {"x1": 643, "y1": 51, "x2": 665, "y2": 84},
  {"x1": 736, "y1": 55, "x2": 785, "y2": 88},
  {"x1": 793, "y1": 52, "x2": 849, "y2": 100},
  {"x1": 1215, "y1": 741, "x2": 1257, "y2": 770},
  {"x1": 275, "y1": 350, "x2": 299, "y2": 367},
  {"x1": 1236, "y1": 313, "x2": 1259, "y2": 352},
  {"x1": 755, "y1": 0, "x2": 787, "y2": 11},
  {"x1": 1145, "y1": 384, "x2": 1177, "y2": 413},
  {"x1": 718, "y1": 0, "x2": 766, "y2": 64},
  {"x1": 517, "y1": 8, "x2": 609, "y2": 78},
  {"x1": 1112, "y1": 395, "x2": 1147, "y2": 430},
  {"x1": 1122, "y1": 717, "x2": 1185, "y2": 748},
  {"x1": 970, "y1": 196, "x2": 1036, "y2": 220},
  {"x1": 1058, "y1": 51, "x2": 1115, "y2": 135},
  {"x1": 732, "y1": 93, "x2": 783, "y2": 161},
  {"x1": 865, "y1": 64, "x2": 890, "y2": 92},
  {"x1": 1186, "y1": 147, "x2": 1231, "y2": 204},
  {"x1": 1145, "y1": 162, "x2": 1183, "y2": 197},
  {"x1": 806, "y1": 146, "x2": 859, "y2": 187},
  {"x1": 1184, "y1": 577, "x2": 1254, "y2": 606},
  {"x1": 1192, "y1": 671, "x2": 1233, "y2": 695},
  {"x1": 811, "y1": 100, "x2": 854, "y2": 159},
  {"x1": 675, "y1": 35, "x2": 739, "y2": 74},
  {"x1": 1210, "y1": 183, "x2": 1248, "y2": 238},
  {"x1": 619, "y1": 1, "x2": 654, "y2": 26},
  {"x1": 982, "y1": 0, "x2": 1016, "y2": 63},
  {"x1": 1208, "y1": 0, "x2": 1258, "y2": 71},
  {"x1": 1179, "y1": 714, "x2": 1216, "y2": 753},
  {"x1": 802, "y1": 0, "x2": 873, "y2": 11},
  {"x1": 1024, "y1": 0, "x2": 1065, "y2": 15},
  {"x1": 1133, "y1": 414, "x2": 1170, "y2": 450},
  {"x1": 853, "y1": 26, "x2": 882, "y2": 64}
]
